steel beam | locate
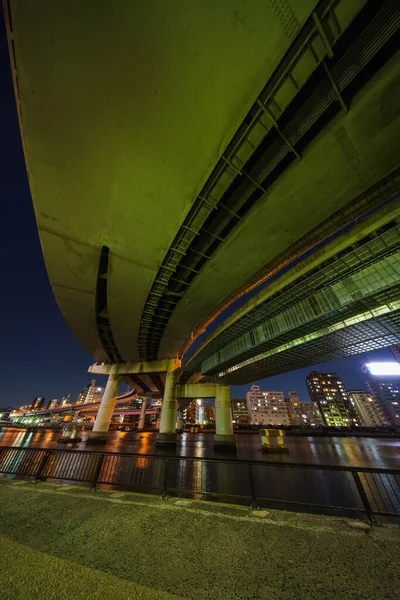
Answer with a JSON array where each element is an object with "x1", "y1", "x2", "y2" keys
[{"x1": 88, "y1": 358, "x2": 181, "y2": 376}]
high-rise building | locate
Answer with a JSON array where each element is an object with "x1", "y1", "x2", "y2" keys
[
  {"x1": 29, "y1": 397, "x2": 45, "y2": 411},
  {"x1": 231, "y1": 398, "x2": 249, "y2": 424},
  {"x1": 246, "y1": 385, "x2": 290, "y2": 426},
  {"x1": 348, "y1": 390, "x2": 390, "y2": 427},
  {"x1": 61, "y1": 394, "x2": 72, "y2": 407},
  {"x1": 46, "y1": 398, "x2": 59, "y2": 410},
  {"x1": 287, "y1": 399, "x2": 324, "y2": 427},
  {"x1": 204, "y1": 401, "x2": 215, "y2": 422},
  {"x1": 390, "y1": 345, "x2": 400, "y2": 363},
  {"x1": 287, "y1": 391, "x2": 300, "y2": 404},
  {"x1": 361, "y1": 363, "x2": 400, "y2": 427},
  {"x1": 184, "y1": 399, "x2": 197, "y2": 422},
  {"x1": 306, "y1": 371, "x2": 359, "y2": 427},
  {"x1": 77, "y1": 380, "x2": 104, "y2": 405},
  {"x1": 183, "y1": 399, "x2": 214, "y2": 424}
]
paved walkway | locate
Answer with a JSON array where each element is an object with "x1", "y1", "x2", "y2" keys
[{"x1": 0, "y1": 479, "x2": 398, "y2": 600}]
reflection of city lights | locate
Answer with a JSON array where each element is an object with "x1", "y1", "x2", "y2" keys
[
  {"x1": 136, "y1": 456, "x2": 149, "y2": 470},
  {"x1": 138, "y1": 432, "x2": 151, "y2": 454}
]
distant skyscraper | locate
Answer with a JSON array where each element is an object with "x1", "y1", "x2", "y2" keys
[
  {"x1": 183, "y1": 399, "x2": 214, "y2": 424},
  {"x1": 231, "y1": 398, "x2": 249, "y2": 424},
  {"x1": 390, "y1": 345, "x2": 400, "y2": 362},
  {"x1": 184, "y1": 399, "x2": 197, "y2": 422},
  {"x1": 61, "y1": 394, "x2": 72, "y2": 407},
  {"x1": 287, "y1": 391, "x2": 300, "y2": 404},
  {"x1": 246, "y1": 385, "x2": 290, "y2": 426},
  {"x1": 204, "y1": 401, "x2": 215, "y2": 422},
  {"x1": 348, "y1": 390, "x2": 390, "y2": 427},
  {"x1": 46, "y1": 398, "x2": 59, "y2": 410},
  {"x1": 77, "y1": 380, "x2": 104, "y2": 405},
  {"x1": 287, "y1": 398, "x2": 324, "y2": 427},
  {"x1": 306, "y1": 371, "x2": 359, "y2": 427},
  {"x1": 30, "y1": 397, "x2": 45, "y2": 411},
  {"x1": 361, "y1": 363, "x2": 400, "y2": 427}
]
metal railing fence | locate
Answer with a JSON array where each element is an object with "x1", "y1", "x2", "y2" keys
[{"x1": 0, "y1": 446, "x2": 399, "y2": 523}]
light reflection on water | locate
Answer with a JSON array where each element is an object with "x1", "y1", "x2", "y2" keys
[{"x1": 0, "y1": 427, "x2": 399, "y2": 469}]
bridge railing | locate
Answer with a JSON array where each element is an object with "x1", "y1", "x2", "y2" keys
[{"x1": 0, "y1": 446, "x2": 399, "y2": 523}]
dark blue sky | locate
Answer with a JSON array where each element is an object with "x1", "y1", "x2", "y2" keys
[{"x1": 0, "y1": 10, "x2": 394, "y2": 408}]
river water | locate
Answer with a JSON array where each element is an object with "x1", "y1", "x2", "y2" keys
[{"x1": 1, "y1": 427, "x2": 399, "y2": 469}]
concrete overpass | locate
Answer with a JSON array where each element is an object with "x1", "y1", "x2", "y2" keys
[
  {"x1": 10, "y1": 389, "x2": 159, "y2": 430},
  {"x1": 10, "y1": 389, "x2": 139, "y2": 419},
  {"x1": 185, "y1": 203, "x2": 400, "y2": 383},
  {"x1": 5, "y1": 0, "x2": 400, "y2": 446}
]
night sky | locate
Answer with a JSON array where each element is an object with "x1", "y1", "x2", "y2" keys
[{"x1": 0, "y1": 10, "x2": 394, "y2": 409}]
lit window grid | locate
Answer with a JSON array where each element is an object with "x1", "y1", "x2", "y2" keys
[
  {"x1": 215, "y1": 307, "x2": 400, "y2": 385},
  {"x1": 203, "y1": 254, "x2": 400, "y2": 373},
  {"x1": 191, "y1": 224, "x2": 400, "y2": 371}
]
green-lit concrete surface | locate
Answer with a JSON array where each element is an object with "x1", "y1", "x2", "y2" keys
[
  {"x1": 0, "y1": 536, "x2": 182, "y2": 600},
  {"x1": 0, "y1": 480, "x2": 399, "y2": 600},
  {"x1": 7, "y1": 0, "x2": 318, "y2": 363},
  {"x1": 7, "y1": 1, "x2": 400, "y2": 364}
]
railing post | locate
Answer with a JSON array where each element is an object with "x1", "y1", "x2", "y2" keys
[
  {"x1": 162, "y1": 459, "x2": 170, "y2": 500},
  {"x1": 34, "y1": 451, "x2": 52, "y2": 483},
  {"x1": 352, "y1": 471, "x2": 377, "y2": 524},
  {"x1": 248, "y1": 463, "x2": 259, "y2": 509},
  {"x1": 91, "y1": 454, "x2": 105, "y2": 490}
]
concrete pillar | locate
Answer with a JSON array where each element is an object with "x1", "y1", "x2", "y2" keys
[
  {"x1": 87, "y1": 374, "x2": 121, "y2": 443},
  {"x1": 137, "y1": 398, "x2": 148, "y2": 431},
  {"x1": 58, "y1": 424, "x2": 72, "y2": 442},
  {"x1": 260, "y1": 428, "x2": 289, "y2": 454},
  {"x1": 176, "y1": 410, "x2": 184, "y2": 434},
  {"x1": 156, "y1": 370, "x2": 178, "y2": 446},
  {"x1": 214, "y1": 385, "x2": 236, "y2": 449}
]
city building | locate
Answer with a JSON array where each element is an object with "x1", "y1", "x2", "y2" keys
[
  {"x1": 204, "y1": 401, "x2": 215, "y2": 422},
  {"x1": 361, "y1": 362, "x2": 400, "y2": 427},
  {"x1": 61, "y1": 394, "x2": 72, "y2": 407},
  {"x1": 184, "y1": 399, "x2": 196, "y2": 423},
  {"x1": 287, "y1": 391, "x2": 300, "y2": 404},
  {"x1": 76, "y1": 380, "x2": 104, "y2": 405},
  {"x1": 29, "y1": 397, "x2": 45, "y2": 411},
  {"x1": 45, "y1": 398, "x2": 59, "y2": 410},
  {"x1": 0, "y1": 407, "x2": 12, "y2": 420},
  {"x1": 246, "y1": 385, "x2": 290, "y2": 426},
  {"x1": 348, "y1": 390, "x2": 390, "y2": 428},
  {"x1": 390, "y1": 345, "x2": 400, "y2": 362},
  {"x1": 183, "y1": 399, "x2": 214, "y2": 424},
  {"x1": 306, "y1": 372, "x2": 359, "y2": 427},
  {"x1": 231, "y1": 398, "x2": 249, "y2": 424},
  {"x1": 287, "y1": 399, "x2": 324, "y2": 427}
]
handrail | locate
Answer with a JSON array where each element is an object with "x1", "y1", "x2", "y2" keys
[
  {"x1": 0, "y1": 445, "x2": 398, "y2": 475},
  {"x1": 1, "y1": 445, "x2": 399, "y2": 523}
]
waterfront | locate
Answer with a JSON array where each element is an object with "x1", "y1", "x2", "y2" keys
[{"x1": 1, "y1": 427, "x2": 399, "y2": 469}]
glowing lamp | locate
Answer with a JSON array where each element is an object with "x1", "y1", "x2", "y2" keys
[{"x1": 365, "y1": 362, "x2": 400, "y2": 376}]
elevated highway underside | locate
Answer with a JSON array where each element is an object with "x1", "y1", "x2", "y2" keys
[
  {"x1": 185, "y1": 205, "x2": 400, "y2": 384},
  {"x1": 6, "y1": 0, "x2": 400, "y2": 387}
]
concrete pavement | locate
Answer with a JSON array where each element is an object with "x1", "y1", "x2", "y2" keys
[{"x1": 0, "y1": 479, "x2": 398, "y2": 600}]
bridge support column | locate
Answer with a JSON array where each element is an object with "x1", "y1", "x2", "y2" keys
[
  {"x1": 176, "y1": 410, "x2": 184, "y2": 434},
  {"x1": 137, "y1": 398, "x2": 148, "y2": 431},
  {"x1": 156, "y1": 370, "x2": 178, "y2": 446},
  {"x1": 214, "y1": 385, "x2": 236, "y2": 450},
  {"x1": 87, "y1": 374, "x2": 121, "y2": 443}
]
